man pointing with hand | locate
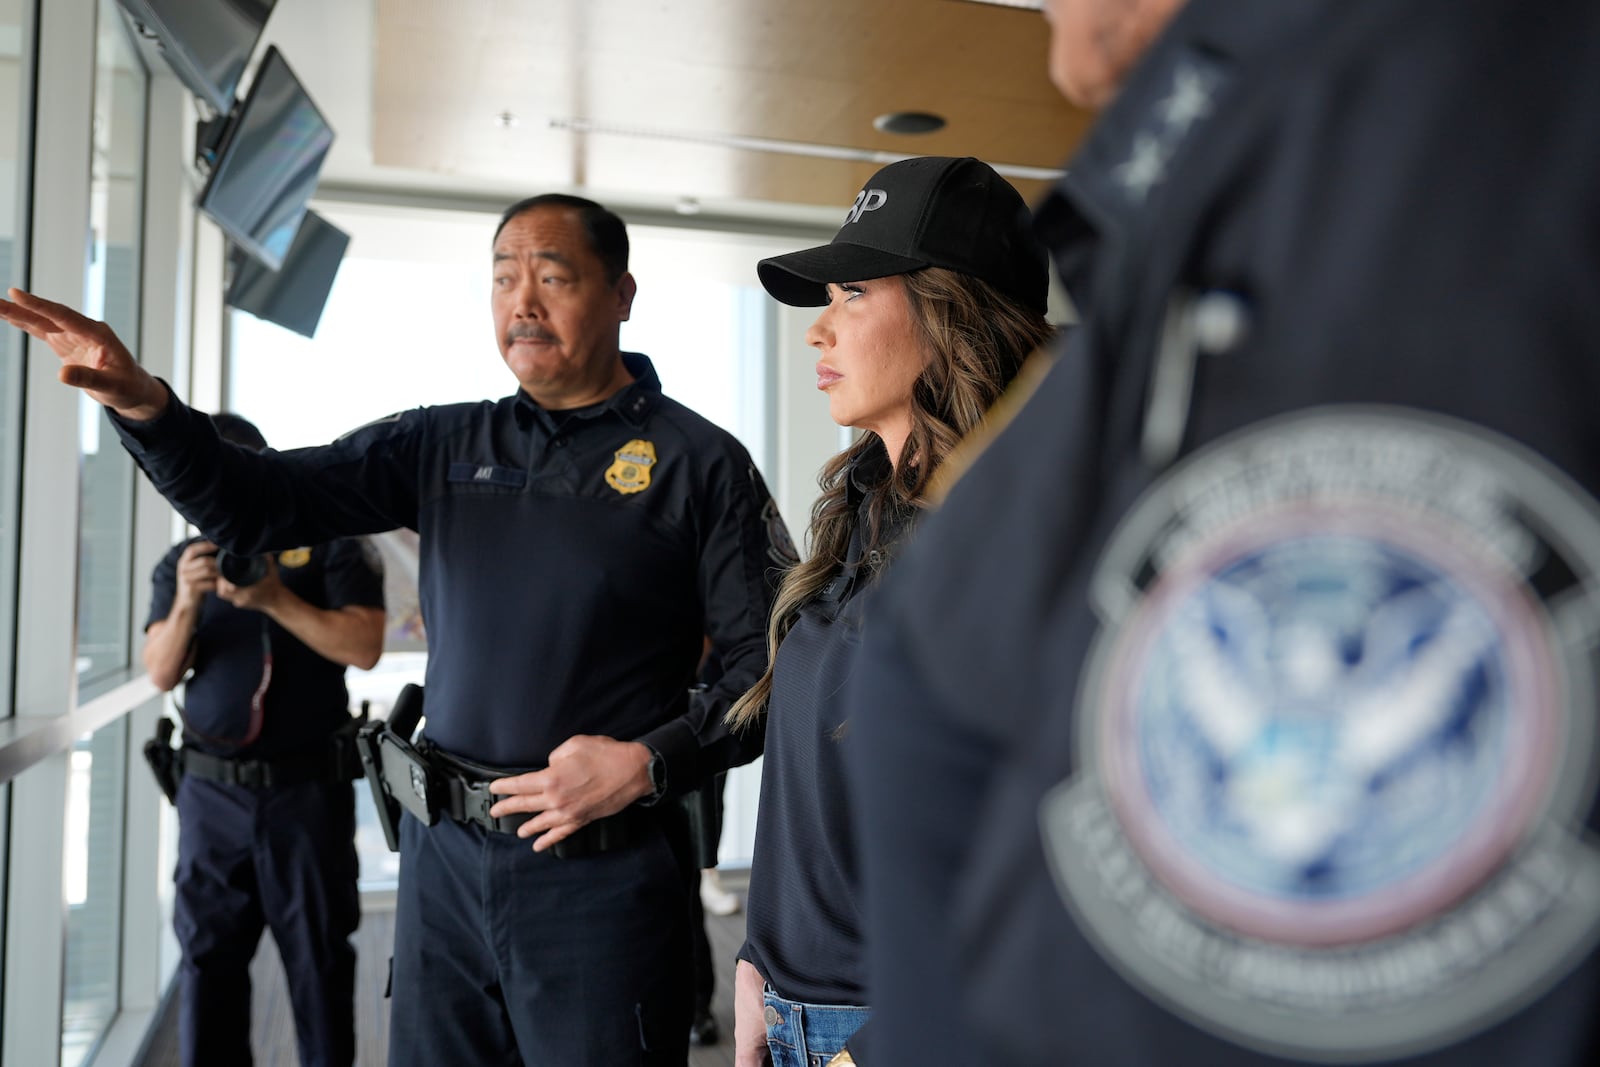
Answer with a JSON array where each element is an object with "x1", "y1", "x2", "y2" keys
[{"x1": 2, "y1": 192, "x2": 788, "y2": 1065}]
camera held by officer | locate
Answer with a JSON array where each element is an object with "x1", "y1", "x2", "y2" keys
[{"x1": 213, "y1": 546, "x2": 270, "y2": 587}]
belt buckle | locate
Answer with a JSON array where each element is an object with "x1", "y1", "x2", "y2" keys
[
  {"x1": 236, "y1": 761, "x2": 268, "y2": 789},
  {"x1": 459, "y1": 779, "x2": 500, "y2": 829}
]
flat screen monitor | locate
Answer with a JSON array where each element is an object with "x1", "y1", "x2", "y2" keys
[
  {"x1": 226, "y1": 210, "x2": 348, "y2": 338},
  {"x1": 198, "y1": 46, "x2": 335, "y2": 272},
  {"x1": 115, "y1": 0, "x2": 279, "y2": 115}
]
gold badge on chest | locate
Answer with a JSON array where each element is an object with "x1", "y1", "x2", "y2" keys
[
  {"x1": 605, "y1": 439, "x2": 658, "y2": 495},
  {"x1": 277, "y1": 547, "x2": 313, "y2": 568}
]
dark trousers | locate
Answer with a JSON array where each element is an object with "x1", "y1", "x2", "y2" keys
[
  {"x1": 174, "y1": 775, "x2": 359, "y2": 1067},
  {"x1": 390, "y1": 813, "x2": 693, "y2": 1065}
]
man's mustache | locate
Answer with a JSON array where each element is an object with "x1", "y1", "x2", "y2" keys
[{"x1": 506, "y1": 324, "x2": 557, "y2": 344}]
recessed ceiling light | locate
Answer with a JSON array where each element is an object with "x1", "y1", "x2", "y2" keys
[
  {"x1": 873, "y1": 111, "x2": 947, "y2": 136},
  {"x1": 495, "y1": 111, "x2": 519, "y2": 129}
]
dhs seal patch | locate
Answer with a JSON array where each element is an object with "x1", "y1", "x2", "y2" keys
[
  {"x1": 1040, "y1": 408, "x2": 1600, "y2": 1063},
  {"x1": 605, "y1": 439, "x2": 657, "y2": 495}
]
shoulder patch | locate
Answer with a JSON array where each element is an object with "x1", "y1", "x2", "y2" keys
[
  {"x1": 605, "y1": 439, "x2": 657, "y2": 495},
  {"x1": 1041, "y1": 408, "x2": 1600, "y2": 1062},
  {"x1": 762, "y1": 497, "x2": 798, "y2": 566},
  {"x1": 277, "y1": 547, "x2": 312, "y2": 568}
]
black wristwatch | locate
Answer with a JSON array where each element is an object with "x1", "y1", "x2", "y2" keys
[{"x1": 643, "y1": 746, "x2": 667, "y2": 803}]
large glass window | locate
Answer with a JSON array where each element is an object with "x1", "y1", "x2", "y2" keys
[
  {"x1": 0, "y1": 0, "x2": 37, "y2": 1023},
  {"x1": 620, "y1": 223, "x2": 774, "y2": 463},
  {"x1": 75, "y1": 0, "x2": 146, "y2": 695},
  {"x1": 61, "y1": 718, "x2": 128, "y2": 1067},
  {"x1": 0, "y1": 0, "x2": 33, "y2": 722},
  {"x1": 61, "y1": 4, "x2": 145, "y2": 1060}
]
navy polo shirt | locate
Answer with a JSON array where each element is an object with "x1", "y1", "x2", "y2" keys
[
  {"x1": 114, "y1": 354, "x2": 787, "y2": 778},
  {"x1": 146, "y1": 537, "x2": 384, "y2": 759},
  {"x1": 741, "y1": 444, "x2": 912, "y2": 1008}
]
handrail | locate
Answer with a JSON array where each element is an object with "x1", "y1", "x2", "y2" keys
[{"x1": 0, "y1": 674, "x2": 160, "y2": 785}]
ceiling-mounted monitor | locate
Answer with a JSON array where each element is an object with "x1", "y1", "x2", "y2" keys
[
  {"x1": 226, "y1": 210, "x2": 349, "y2": 339},
  {"x1": 198, "y1": 46, "x2": 335, "y2": 272},
  {"x1": 115, "y1": 0, "x2": 280, "y2": 115}
]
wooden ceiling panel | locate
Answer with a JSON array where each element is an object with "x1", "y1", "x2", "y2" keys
[{"x1": 373, "y1": 0, "x2": 1089, "y2": 209}]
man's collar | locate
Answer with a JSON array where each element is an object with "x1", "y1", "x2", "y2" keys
[{"x1": 512, "y1": 352, "x2": 663, "y2": 431}]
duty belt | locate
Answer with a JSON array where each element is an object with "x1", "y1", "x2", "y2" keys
[
  {"x1": 427, "y1": 745, "x2": 657, "y2": 859},
  {"x1": 179, "y1": 729, "x2": 364, "y2": 789}
]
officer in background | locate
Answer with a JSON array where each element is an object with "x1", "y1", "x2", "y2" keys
[
  {"x1": 143, "y1": 412, "x2": 385, "y2": 1067},
  {"x1": 848, "y1": 0, "x2": 1600, "y2": 1064},
  {"x1": 2, "y1": 192, "x2": 787, "y2": 1064}
]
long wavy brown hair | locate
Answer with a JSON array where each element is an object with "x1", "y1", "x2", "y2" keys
[{"x1": 728, "y1": 267, "x2": 1054, "y2": 728}]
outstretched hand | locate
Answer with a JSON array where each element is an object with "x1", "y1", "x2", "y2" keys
[{"x1": 0, "y1": 287, "x2": 167, "y2": 419}]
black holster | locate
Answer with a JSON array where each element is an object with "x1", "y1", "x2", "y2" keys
[
  {"x1": 142, "y1": 716, "x2": 182, "y2": 803},
  {"x1": 355, "y1": 683, "x2": 655, "y2": 860},
  {"x1": 357, "y1": 683, "x2": 435, "y2": 852},
  {"x1": 682, "y1": 772, "x2": 726, "y2": 871}
]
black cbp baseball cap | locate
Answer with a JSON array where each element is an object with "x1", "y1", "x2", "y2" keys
[{"x1": 757, "y1": 156, "x2": 1048, "y2": 314}]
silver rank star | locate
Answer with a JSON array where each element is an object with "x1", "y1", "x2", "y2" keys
[
  {"x1": 1114, "y1": 133, "x2": 1169, "y2": 202},
  {"x1": 1158, "y1": 65, "x2": 1215, "y2": 134}
]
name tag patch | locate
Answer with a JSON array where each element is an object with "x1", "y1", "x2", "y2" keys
[{"x1": 448, "y1": 463, "x2": 527, "y2": 489}]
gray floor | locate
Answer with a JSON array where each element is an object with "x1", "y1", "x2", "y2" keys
[{"x1": 134, "y1": 873, "x2": 747, "y2": 1066}]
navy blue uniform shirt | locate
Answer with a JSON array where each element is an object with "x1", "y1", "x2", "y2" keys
[
  {"x1": 740, "y1": 443, "x2": 912, "y2": 1011},
  {"x1": 146, "y1": 536, "x2": 384, "y2": 760},
  {"x1": 851, "y1": 0, "x2": 1600, "y2": 1064},
  {"x1": 116, "y1": 354, "x2": 788, "y2": 780}
]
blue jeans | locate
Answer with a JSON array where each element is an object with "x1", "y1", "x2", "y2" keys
[{"x1": 763, "y1": 989, "x2": 870, "y2": 1067}]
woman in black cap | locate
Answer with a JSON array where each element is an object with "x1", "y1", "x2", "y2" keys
[{"x1": 729, "y1": 155, "x2": 1054, "y2": 1067}]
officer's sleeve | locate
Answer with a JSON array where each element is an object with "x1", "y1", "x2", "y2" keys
[
  {"x1": 144, "y1": 541, "x2": 185, "y2": 630},
  {"x1": 635, "y1": 454, "x2": 790, "y2": 795},
  {"x1": 845, "y1": 613, "x2": 993, "y2": 1064},
  {"x1": 110, "y1": 382, "x2": 424, "y2": 554},
  {"x1": 321, "y1": 538, "x2": 387, "y2": 612}
]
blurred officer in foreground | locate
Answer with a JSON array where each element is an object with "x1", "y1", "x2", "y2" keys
[
  {"x1": 3, "y1": 193, "x2": 787, "y2": 1065},
  {"x1": 144, "y1": 413, "x2": 384, "y2": 1067},
  {"x1": 848, "y1": 0, "x2": 1600, "y2": 1064}
]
